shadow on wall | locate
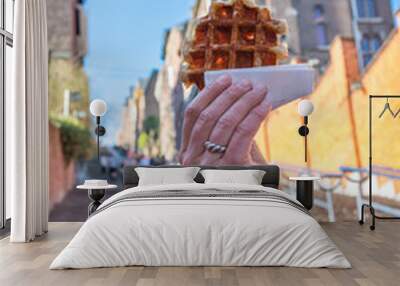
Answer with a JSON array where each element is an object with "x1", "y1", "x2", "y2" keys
[{"x1": 48, "y1": 122, "x2": 76, "y2": 209}]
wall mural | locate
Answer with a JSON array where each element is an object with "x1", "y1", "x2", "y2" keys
[{"x1": 46, "y1": 0, "x2": 400, "y2": 222}]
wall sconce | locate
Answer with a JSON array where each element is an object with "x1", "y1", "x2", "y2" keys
[
  {"x1": 298, "y1": 99, "x2": 314, "y2": 162},
  {"x1": 90, "y1": 99, "x2": 107, "y2": 161}
]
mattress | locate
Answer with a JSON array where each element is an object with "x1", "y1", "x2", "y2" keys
[{"x1": 50, "y1": 183, "x2": 351, "y2": 269}]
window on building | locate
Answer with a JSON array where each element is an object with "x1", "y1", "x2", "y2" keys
[
  {"x1": 357, "y1": 0, "x2": 377, "y2": 18},
  {"x1": 313, "y1": 4, "x2": 328, "y2": 47},
  {"x1": 366, "y1": 0, "x2": 377, "y2": 17},
  {"x1": 1, "y1": 0, "x2": 14, "y2": 229},
  {"x1": 370, "y1": 35, "x2": 381, "y2": 51},
  {"x1": 75, "y1": 7, "x2": 81, "y2": 36},
  {"x1": 315, "y1": 23, "x2": 328, "y2": 46},
  {"x1": 313, "y1": 4, "x2": 324, "y2": 20},
  {"x1": 361, "y1": 34, "x2": 381, "y2": 66}
]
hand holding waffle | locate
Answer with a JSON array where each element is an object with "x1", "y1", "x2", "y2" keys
[
  {"x1": 179, "y1": 0, "x2": 286, "y2": 165},
  {"x1": 179, "y1": 74, "x2": 270, "y2": 165},
  {"x1": 182, "y1": 0, "x2": 288, "y2": 89}
]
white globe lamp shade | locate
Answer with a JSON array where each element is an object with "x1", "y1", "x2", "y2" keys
[
  {"x1": 90, "y1": 99, "x2": 107, "y2": 117},
  {"x1": 298, "y1": 99, "x2": 314, "y2": 116}
]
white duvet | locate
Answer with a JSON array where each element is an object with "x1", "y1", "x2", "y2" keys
[{"x1": 50, "y1": 183, "x2": 351, "y2": 269}]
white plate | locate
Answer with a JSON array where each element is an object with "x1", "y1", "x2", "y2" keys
[
  {"x1": 204, "y1": 64, "x2": 315, "y2": 110},
  {"x1": 76, "y1": 184, "x2": 118, "y2": 190}
]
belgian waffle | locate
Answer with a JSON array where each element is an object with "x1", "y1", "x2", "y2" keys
[{"x1": 182, "y1": 0, "x2": 288, "y2": 89}]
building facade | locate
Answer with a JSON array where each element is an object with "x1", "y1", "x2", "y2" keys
[
  {"x1": 47, "y1": 0, "x2": 87, "y2": 62},
  {"x1": 156, "y1": 25, "x2": 187, "y2": 161},
  {"x1": 132, "y1": 80, "x2": 147, "y2": 152},
  {"x1": 116, "y1": 94, "x2": 136, "y2": 150},
  {"x1": 46, "y1": 0, "x2": 89, "y2": 125},
  {"x1": 144, "y1": 70, "x2": 160, "y2": 120},
  {"x1": 266, "y1": 0, "x2": 393, "y2": 69}
]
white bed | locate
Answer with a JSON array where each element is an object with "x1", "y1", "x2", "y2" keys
[{"x1": 50, "y1": 183, "x2": 351, "y2": 269}]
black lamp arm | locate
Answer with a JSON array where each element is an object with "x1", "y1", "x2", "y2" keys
[
  {"x1": 95, "y1": 116, "x2": 106, "y2": 137},
  {"x1": 298, "y1": 116, "x2": 310, "y2": 137},
  {"x1": 94, "y1": 116, "x2": 106, "y2": 162},
  {"x1": 298, "y1": 116, "x2": 310, "y2": 162}
]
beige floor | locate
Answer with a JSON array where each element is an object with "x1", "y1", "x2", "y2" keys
[{"x1": 0, "y1": 222, "x2": 399, "y2": 286}]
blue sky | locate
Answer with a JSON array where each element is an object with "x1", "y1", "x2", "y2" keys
[
  {"x1": 394, "y1": 0, "x2": 400, "y2": 10},
  {"x1": 85, "y1": 0, "x2": 400, "y2": 146},
  {"x1": 84, "y1": 0, "x2": 194, "y2": 145}
]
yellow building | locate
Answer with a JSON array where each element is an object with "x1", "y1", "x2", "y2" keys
[{"x1": 256, "y1": 20, "x2": 400, "y2": 199}]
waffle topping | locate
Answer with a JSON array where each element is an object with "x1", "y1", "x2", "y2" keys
[
  {"x1": 215, "y1": 25, "x2": 233, "y2": 44},
  {"x1": 194, "y1": 23, "x2": 208, "y2": 46},
  {"x1": 212, "y1": 51, "x2": 230, "y2": 69},
  {"x1": 182, "y1": 0, "x2": 288, "y2": 89},
  {"x1": 213, "y1": 4, "x2": 234, "y2": 19}
]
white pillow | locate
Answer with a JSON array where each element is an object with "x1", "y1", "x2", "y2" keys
[
  {"x1": 200, "y1": 169, "x2": 266, "y2": 185},
  {"x1": 135, "y1": 167, "x2": 200, "y2": 186}
]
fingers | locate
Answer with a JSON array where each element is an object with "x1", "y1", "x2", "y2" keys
[
  {"x1": 250, "y1": 142, "x2": 267, "y2": 164},
  {"x1": 180, "y1": 75, "x2": 232, "y2": 157},
  {"x1": 200, "y1": 85, "x2": 268, "y2": 164},
  {"x1": 182, "y1": 80, "x2": 253, "y2": 164},
  {"x1": 222, "y1": 97, "x2": 272, "y2": 165}
]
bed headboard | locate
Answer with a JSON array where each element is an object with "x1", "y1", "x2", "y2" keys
[{"x1": 123, "y1": 165, "x2": 280, "y2": 189}]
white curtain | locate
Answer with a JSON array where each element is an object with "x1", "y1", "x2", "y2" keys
[{"x1": 7, "y1": 0, "x2": 49, "y2": 242}]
